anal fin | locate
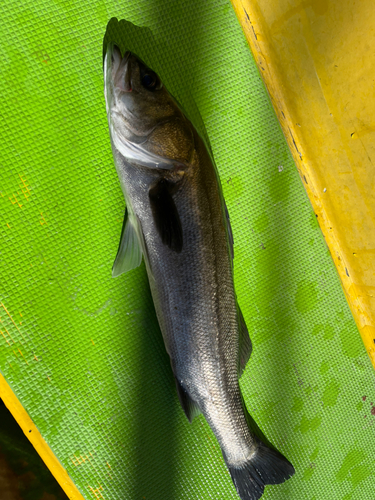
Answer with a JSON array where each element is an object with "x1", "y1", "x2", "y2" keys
[
  {"x1": 225, "y1": 203, "x2": 234, "y2": 260},
  {"x1": 238, "y1": 306, "x2": 252, "y2": 377},
  {"x1": 174, "y1": 376, "x2": 201, "y2": 423}
]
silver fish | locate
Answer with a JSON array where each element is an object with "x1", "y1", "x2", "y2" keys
[{"x1": 104, "y1": 44, "x2": 294, "y2": 500}]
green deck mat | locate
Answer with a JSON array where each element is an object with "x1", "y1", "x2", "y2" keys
[{"x1": 1, "y1": 1, "x2": 374, "y2": 499}]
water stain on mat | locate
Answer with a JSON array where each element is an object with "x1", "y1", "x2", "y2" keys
[
  {"x1": 295, "y1": 281, "x2": 318, "y2": 313},
  {"x1": 355, "y1": 401, "x2": 363, "y2": 411},
  {"x1": 253, "y1": 212, "x2": 269, "y2": 233},
  {"x1": 312, "y1": 324, "x2": 336, "y2": 340},
  {"x1": 322, "y1": 379, "x2": 340, "y2": 408},
  {"x1": 348, "y1": 464, "x2": 372, "y2": 488},
  {"x1": 335, "y1": 450, "x2": 373, "y2": 495},
  {"x1": 339, "y1": 320, "x2": 365, "y2": 358},
  {"x1": 310, "y1": 446, "x2": 319, "y2": 461},
  {"x1": 319, "y1": 360, "x2": 330, "y2": 374},
  {"x1": 309, "y1": 211, "x2": 321, "y2": 230},
  {"x1": 295, "y1": 413, "x2": 322, "y2": 433},
  {"x1": 291, "y1": 396, "x2": 304, "y2": 413},
  {"x1": 302, "y1": 462, "x2": 316, "y2": 481},
  {"x1": 268, "y1": 162, "x2": 292, "y2": 202},
  {"x1": 336, "y1": 449, "x2": 366, "y2": 482},
  {"x1": 226, "y1": 175, "x2": 244, "y2": 199}
]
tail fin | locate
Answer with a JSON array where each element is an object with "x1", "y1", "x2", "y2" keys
[{"x1": 227, "y1": 441, "x2": 295, "y2": 500}]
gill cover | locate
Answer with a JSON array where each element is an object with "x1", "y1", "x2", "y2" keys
[{"x1": 104, "y1": 45, "x2": 193, "y2": 170}]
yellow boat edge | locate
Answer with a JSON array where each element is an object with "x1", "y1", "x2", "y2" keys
[
  {"x1": 0, "y1": 372, "x2": 85, "y2": 500},
  {"x1": 230, "y1": 0, "x2": 375, "y2": 369}
]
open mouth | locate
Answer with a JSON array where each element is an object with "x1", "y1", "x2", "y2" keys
[{"x1": 108, "y1": 45, "x2": 133, "y2": 93}]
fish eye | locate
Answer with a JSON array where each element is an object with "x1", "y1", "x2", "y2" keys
[
  {"x1": 141, "y1": 72, "x2": 161, "y2": 91},
  {"x1": 142, "y1": 73, "x2": 155, "y2": 87},
  {"x1": 138, "y1": 59, "x2": 163, "y2": 91}
]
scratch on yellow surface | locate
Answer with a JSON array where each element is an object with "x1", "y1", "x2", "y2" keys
[
  {"x1": 87, "y1": 453, "x2": 101, "y2": 476},
  {"x1": 88, "y1": 484, "x2": 104, "y2": 499},
  {"x1": 0, "y1": 330, "x2": 11, "y2": 346},
  {"x1": 41, "y1": 254, "x2": 52, "y2": 270},
  {"x1": 4, "y1": 326, "x2": 18, "y2": 345},
  {"x1": 1, "y1": 324, "x2": 16, "y2": 344},
  {"x1": 17, "y1": 348, "x2": 29, "y2": 365},
  {"x1": 70, "y1": 451, "x2": 97, "y2": 468},
  {"x1": 40, "y1": 212, "x2": 48, "y2": 226},
  {"x1": 231, "y1": 0, "x2": 375, "y2": 369},
  {"x1": 9, "y1": 193, "x2": 22, "y2": 208},
  {"x1": 19, "y1": 174, "x2": 31, "y2": 200},
  {"x1": 1, "y1": 302, "x2": 26, "y2": 341},
  {"x1": 72, "y1": 455, "x2": 83, "y2": 465},
  {"x1": 0, "y1": 373, "x2": 84, "y2": 499}
]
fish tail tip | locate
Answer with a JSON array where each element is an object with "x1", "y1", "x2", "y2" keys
[{"x1": 227, "y1": 443, "x2": 295, "y2": 500}]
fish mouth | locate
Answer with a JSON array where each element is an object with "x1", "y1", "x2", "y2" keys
[
  {"x1": 109, "y1": 45, "x2": 133, "y2": 93},
  {"x1": 105, "y1": 44, "x2": 134, "y2": 93}
]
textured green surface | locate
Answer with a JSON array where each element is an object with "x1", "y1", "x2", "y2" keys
[{"x1": 1, "y1": 1, "x2": 374, "y2": 500}]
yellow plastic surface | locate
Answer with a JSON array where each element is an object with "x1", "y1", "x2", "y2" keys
[
  {"x1": 0, "y1": 373, "x2": 84, "y2": 500},
  {"x1": 231, "y1": 0, "x2": 375, "y2": 368}
]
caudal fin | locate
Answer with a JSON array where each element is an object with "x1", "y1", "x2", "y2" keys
[{"x1": 227, "y1": 441, "x2": 295, "y2": 500}]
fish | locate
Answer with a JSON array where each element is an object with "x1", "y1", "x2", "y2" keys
[{"x1": 104, "y1": 43, "x2": 295, "y2": 500}]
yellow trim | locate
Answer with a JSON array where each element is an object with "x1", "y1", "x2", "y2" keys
[
  {"x1": 231, "y1": 0, "x2": 375, "y2": 368},
  {"x1": 0, "y1": 373, "x2": 84, "y2": 500}
]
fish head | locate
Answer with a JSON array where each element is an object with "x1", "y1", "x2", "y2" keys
[{"x1": 104, "y1": 44, "x2": 194, "y2": 169}]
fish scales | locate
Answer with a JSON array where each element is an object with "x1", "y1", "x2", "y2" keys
[{"x1": 105, "y1": 43, "x2": 294, "y2": 500}]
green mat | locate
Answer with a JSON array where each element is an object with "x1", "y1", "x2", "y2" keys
[{"x1": 1, "y1": 1, "x2": 374, "y2": 499}]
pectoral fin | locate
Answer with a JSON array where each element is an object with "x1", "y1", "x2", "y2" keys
[
  {"x1": 238, "y1": 306, "x2": 252, "y2": 377},
  {"x1": 112, "y1": 207, "x2": 143, "y2": 277},
  {"x1": 149, "y1": 179, "x2": 183, "y2": 253}
]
